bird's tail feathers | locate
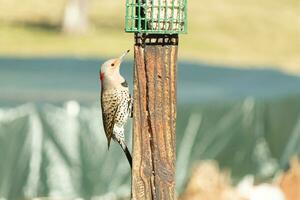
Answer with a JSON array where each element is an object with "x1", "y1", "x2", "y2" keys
[
  {"x1": 120, "y1": 142, "x2": 132, "y2": 169},
  {"x1": 107, "y1": 138, "x2": 112, "y2": 150}
]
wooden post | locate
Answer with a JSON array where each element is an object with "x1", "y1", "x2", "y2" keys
[{"x1": 132, "y1": 34, "x2": 178, "y2": 199}]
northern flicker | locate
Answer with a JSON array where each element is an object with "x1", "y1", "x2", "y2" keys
[{"x1": 99, "y1": 50, "x2": 133, "y2": 168}]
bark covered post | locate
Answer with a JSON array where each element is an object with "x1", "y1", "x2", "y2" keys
[
  {"x1": 126, "y1": 0, "x2": 186, "y2": 198},
  {"x1": 132, "y1": 34, "x2": 178, "y2": 200}
]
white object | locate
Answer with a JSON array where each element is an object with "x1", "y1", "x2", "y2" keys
[{"x1": 237, "y1": 175, "x2": 285, "y2": 200}]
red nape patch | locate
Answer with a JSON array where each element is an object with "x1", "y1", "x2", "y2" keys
[{"x1": 100, "y1": 72, "x2": 105, "y2": 81}]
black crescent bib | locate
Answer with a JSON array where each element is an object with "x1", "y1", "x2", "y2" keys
[{"x1": 121, "y1": 80, "x2": 128, "y2": 88}]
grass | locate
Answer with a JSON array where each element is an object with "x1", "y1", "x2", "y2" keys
[
  {"x1": 0, "y1": 0, "x2": 300, "y2": 73},
  {"x1": 0, "y1": 23, "x2": 132, "y2": 58}
]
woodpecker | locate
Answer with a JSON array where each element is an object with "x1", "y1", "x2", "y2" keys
[{"x1": 99, "y1": 50, "x2": 133, "y2": 168}]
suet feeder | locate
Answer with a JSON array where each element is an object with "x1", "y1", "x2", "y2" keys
[{"x1": 125, "y1": 0, "x2": 187, "y2": 34}]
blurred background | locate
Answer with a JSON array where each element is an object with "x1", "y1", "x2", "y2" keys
[{"x1": 0, "y1": 0, "x2": 300, "y2": 199}]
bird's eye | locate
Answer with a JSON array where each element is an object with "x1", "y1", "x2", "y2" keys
[{"x1": 111, "y1": 63, "x2": 115, "y2": 67}]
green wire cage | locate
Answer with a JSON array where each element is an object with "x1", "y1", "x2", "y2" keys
[{"x1": 125, "y1": 0, "x2": 187, "y2": 34}]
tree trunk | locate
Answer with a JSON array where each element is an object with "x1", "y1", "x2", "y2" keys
[{"x1": 132, "y1": 34, "x2": 178, "y2": 200}]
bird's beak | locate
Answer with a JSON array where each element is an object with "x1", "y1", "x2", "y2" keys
[
  {"x1": 113, "y1": 50, "x2": 130, "y2": 68},
  {"x1": 119, "y1": 49, "x2": 130, "y2": 62},
  {"x1": 116, "y1": 49, "x2": 130, "y2": 65}
]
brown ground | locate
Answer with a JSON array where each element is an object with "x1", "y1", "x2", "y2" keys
[
  {"x1": 179, "y1": 161, "x2": 244, "y2": 200},
  {"x1": 180, "y1": 157, "x2": 300, "y2": 200},
  {"x1": 279, "y1": 157, "x2": 300, "y2": 200}
]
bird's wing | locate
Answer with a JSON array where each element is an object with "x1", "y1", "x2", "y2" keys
[
  {"x1": 101, "y1": 89, "x2": 131, "y2": 149},
  {"x1": 101, "y1": 92, "x2": 119, "y2": 149}
]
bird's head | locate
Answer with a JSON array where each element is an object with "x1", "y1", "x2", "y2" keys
[{"x1": 100, "y1": 50, "x2": 130, "y2": 90}]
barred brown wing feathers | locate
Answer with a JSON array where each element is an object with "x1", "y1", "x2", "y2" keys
[
  {"x1": 101, "y1": 91, "x2": 119, "y2": 148},
  {"x1": 101, "y1": 88, "x2": 131, "y2": 148}
]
